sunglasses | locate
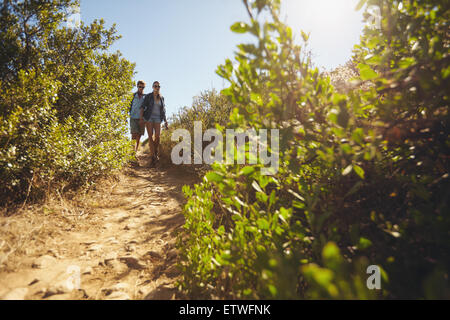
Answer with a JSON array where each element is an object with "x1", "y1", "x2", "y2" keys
[
  {"x1": 138, "y1": 86, "x2": 145, "y2": 89},
  {"x1": 153, "y1": 85, "x2": 160, "y2": 88}
]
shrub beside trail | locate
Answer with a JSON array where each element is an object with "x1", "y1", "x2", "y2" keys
[
  {"x1": 160, "y1": 89, "x2": 233, "y2": 175},
  {"x1": 0, "y1": 0, "x2": 135, "y2": 204},
  {"x1": 177, "y1": 0, "x2": 449, "y2": 299}
]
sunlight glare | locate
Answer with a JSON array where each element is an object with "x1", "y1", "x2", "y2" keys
[{"x1": 281, "y1": 0, "x2": 365, "y2": 69}]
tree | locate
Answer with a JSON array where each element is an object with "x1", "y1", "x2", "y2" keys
[{"x1": 0, "y1": 0, "x2": 135, "y2": 203}]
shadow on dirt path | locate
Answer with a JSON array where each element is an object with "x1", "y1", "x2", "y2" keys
[{"x1": 0, "y1": 154, "x2": 199, "y2": 300}]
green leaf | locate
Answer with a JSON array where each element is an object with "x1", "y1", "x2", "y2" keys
[
  {"x1": 268, "y1": 284, "x2": 277, "y2": 296},
  {"x1": 206, "y1": 172, "x2": 224, "y2": 182},
  {"x1": 285, "y1": 26, "x2": 292, "y2": 39},
  {"x1": 259, "y1": 175, "x2": 270, "y2": 188},
  {"x1": 358, "y1": 63, "x2": 378, "y2": 81},
  {"x1": 442, "y1": 66, "x2": 450, "y2": 79},
  {"x1": 269, "y1": 190, "x2": 276, "y2": 206},
  {"x1": 293, "y1": 200, "x2": 305, "y2": 209},
  {"x1": 280, "y1": 207, "x2": 291, "y2": 220},
  {"x1": 398, "y1": 57, "x2": 416, "y2": 69},
  {"x1": 230, "y1": 22, "x2": 249, "y2": 34},
  {"x1": 256, "y1": 192, "x2": 269, "y2": 203},
  {"x1": 257, "y1": 218, "x2": 270, "y2": 230},
  {"x1": 250, "y1": 92, "x2": 263, "y2": 105},
  {"x1": 352, "y1": 128, "x2": 364, "y2": 144},
  {"x1": 322, "y1": 242, "x2": 341, "y2": 261},
  {"x1": 239, "y1": 166, "x2": 255, "y2": 176},
  {"x1": 353, "y1": 165, "x2": 365, "y2": 179},
  {"x1": 357, "y1": 237, "x2": 372, "y2": 250},
  {"x1": 301, "y1": 30, "x2": 309, "y2": 42}
]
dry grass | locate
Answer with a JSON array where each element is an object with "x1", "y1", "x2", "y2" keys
[{"x1": 0, "y1": 170, "x2": 126, "y2": 272}]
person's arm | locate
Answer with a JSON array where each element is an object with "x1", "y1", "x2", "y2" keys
[
  {"x1": 139, "y1": 108, "x2": 144, "y2": 124},
  {"x1": 162, "y1": 97, "x2": 168, "y2": 129},
  {"x1": 129, "y1": 93, "x2": 135, "y2": 115},
  {"x1": 139, "y1": 95, "x2": 148, "y2": 124}
]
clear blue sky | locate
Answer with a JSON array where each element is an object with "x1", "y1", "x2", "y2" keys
[{"x1": 80, "y1": 0, "x2": 365, "y2": 120}]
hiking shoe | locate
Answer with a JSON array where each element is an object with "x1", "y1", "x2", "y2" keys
[
  {"x1": 130, "y1": 159, "x2": 140, "y2": 167},
  {"x1": 149, "y1": 155, "x2": 156, "y2": 167}
]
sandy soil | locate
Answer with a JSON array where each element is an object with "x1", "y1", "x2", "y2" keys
[{"x1": 0, "y1": 154, "x2": 198, "y2": 300}]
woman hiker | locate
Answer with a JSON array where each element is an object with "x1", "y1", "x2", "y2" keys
[{"x1": 139, "y1": 81, "x2": 168, "y2": 166}]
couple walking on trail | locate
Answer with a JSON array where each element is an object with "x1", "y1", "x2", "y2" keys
[{"x1": 129, "y1": 80, "x2": 169, "y2": 166}]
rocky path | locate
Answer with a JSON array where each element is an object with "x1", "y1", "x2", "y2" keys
[{"x1": 0, "y1": 155, "x2": 197, "y2": 300}]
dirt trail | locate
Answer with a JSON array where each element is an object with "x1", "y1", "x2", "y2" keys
[{"x1": 0, "y1": 154, "x2": 197, "y2": 300}]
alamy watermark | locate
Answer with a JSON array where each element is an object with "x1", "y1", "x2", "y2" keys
[
  {"x1": 66, "y1": 265, "x2": 81, "y2": 291},
  {"x1": 366, "y1": 265, "x2": 381, "y2": 290},
  {"x1": 170, "y1": 121, "x2": 279, "y2": 175}
]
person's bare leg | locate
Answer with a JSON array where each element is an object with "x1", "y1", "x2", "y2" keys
[
  {"x1": 131, "y1": 133, "x2": 138, "y2": 153},
  {"x1": 146, "y1": 122, "x2": 155, "y2": 158},
  {"x1": 136, "y1": 135, "x2": 141, "y2": 151},
  {"x1": 153, "y1": 123, "x2": 161, "y2": 159},
  {"x1": 132, "y1": 133, "x2": 142, "y2": 153}
]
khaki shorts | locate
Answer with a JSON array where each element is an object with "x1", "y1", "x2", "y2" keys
[{"x1": 130, "y1": 118, "x2": 145, "y2": 136}]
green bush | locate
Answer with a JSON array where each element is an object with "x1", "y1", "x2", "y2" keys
[
  {"x1": 0, "y1": 0, "x2": 135, "y2": 203},
  {"x1": 178, "y1": 0, "x2": 449, "y2": 299},
  {"x1": 160, "y1": 89, "x2": 233, "y2": 169}
]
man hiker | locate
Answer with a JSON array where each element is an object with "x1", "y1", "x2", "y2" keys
[
  {"x1": 140, "y1": 81, "x2": 168, "y2": 166},
  {"x1": 129, "y1": 80, "x2": 146, "y2": 154}
]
